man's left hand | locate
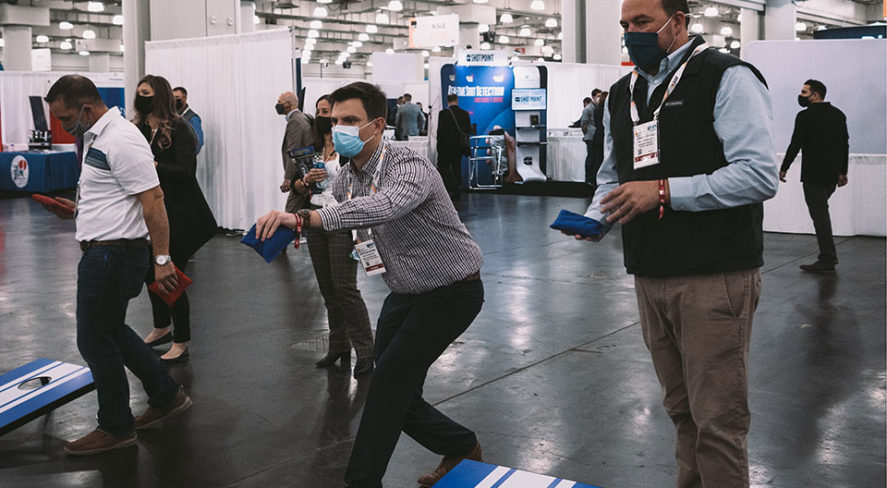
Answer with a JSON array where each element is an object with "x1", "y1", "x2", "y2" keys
[
  {"x1": 601, "y1": 180, "x2": 663, "y2": 224},
  {"x1": 837, "y1": 174, "x2": 848, "y2": 187}
]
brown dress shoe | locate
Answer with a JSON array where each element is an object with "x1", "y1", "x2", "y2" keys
[
  {"x1": 64, "y1": 428, "x2": 136, "y2": 456},
  {"x1": 134, "y1": 386, "x2": 192, "y2": 430},
  {"x1": 417, "y1": 442, "x2": 483, "y2": 487}
]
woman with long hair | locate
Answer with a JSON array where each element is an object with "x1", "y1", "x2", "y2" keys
[
  {"x1": 293, "y1": 94, "x2": 374, "y2": 378},
  {"x1": 134, "y1": 74, "x2": 216, "y2": 363}
]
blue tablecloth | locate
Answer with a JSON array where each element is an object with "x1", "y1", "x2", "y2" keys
[{"x1": 0, "y1": 151, "x2": 79, "y2": 192}]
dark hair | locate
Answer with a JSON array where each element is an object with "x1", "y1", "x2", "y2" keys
[
  {"x1": 804, "y1": 79, "x2": 827, "y2": 99},
  {"x1": 597, "y1": 91, "x2": 609, "y2": 107},
  {"x1": 313, "y1": 94, "x2": 331, "y2": 151},
  {"x1": 591, "y1": 88, "x2": 602, "y2": 97},
  {"x1": 172, "y1": 86, "x2": 188, "y2": 96},
  {"x1": 661, "y1": 0, "x2": 690, "y2": 27},
  {"x1": 583, "y1": 97, "x2": 592, "y2": 104},
  {"x1": 447, "y1": 93, "x2": 458, "y2": 103},
  {"x1": 132, "y1": 74, "x2": 180, "y2": 149},
  {"x1": 329, "y1": 82, "x2": 388, "y2": 121},
  {"x1": 403, "y1": 93, "x2": 412, "y2": 101},
  {"x1": 44, "y1": 74, "x2": 103, "y2": 109}
]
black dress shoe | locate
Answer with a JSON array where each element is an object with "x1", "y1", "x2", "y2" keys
[
  {"x1": 800, "y1": 260, "x2": 836, "y2": 273},
  {"x1": 353, "y1": 358, "x2": 374, "y2": 378},
  {"x1": 315, "y1": 351, "x2": 349, "y2": 368},
  {"x1": 159, "y1": 347, "x2": 189, "y2": 364},
  {"x1": 146, "y1": 331, "x2": 173, "y2": 348}
]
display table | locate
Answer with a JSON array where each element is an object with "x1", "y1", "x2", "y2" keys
[
  {"x1": 765, "y1": 153, "x2": 885, "y2": 237},
  {"x1": 546, "y1": 130, "x2": 586, "y2": 182},
  {"x1": 0, "y1": 151, "x2": 79, "y2": 192}
]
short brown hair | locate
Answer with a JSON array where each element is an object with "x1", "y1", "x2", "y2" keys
[
  {"x1": 329, "y1": 82, "x2": 388, "y2": 121},
  {"x1": 447, "y1": 93, "x2": 458, "y2": 103},
  {"x1": 44, "y1": 74, "x2": 102, "y2": 109}
]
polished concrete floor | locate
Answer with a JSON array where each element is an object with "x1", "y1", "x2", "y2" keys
[{"x1": 0, "y1": 193, "x2": 884, "y2": 488}]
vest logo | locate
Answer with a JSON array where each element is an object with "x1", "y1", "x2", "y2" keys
[
  {"x1": 664, "y1": 100, "x2": 684, "y2": 107},
  {"x1": 10, "y1": 156, "x2": 29, "y2": 188}
]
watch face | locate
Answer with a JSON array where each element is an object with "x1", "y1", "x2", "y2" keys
[{"x1": 155, "y1": 255, "x2": 170, "y2": 266}]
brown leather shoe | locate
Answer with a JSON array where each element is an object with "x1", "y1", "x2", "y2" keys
[
  {"x1": 134, "y1": 386, "x2": 192, "y2": 430},
  {"x1": 64, "y1": 428, "x2": 136, "y2": 456},
  {"x1": 417, "y1": 442, "x2": 483, "y2": 487}
]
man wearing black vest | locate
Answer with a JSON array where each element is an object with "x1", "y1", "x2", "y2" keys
[
  {"x1": 779, "y1": 79, "x2": 849, "y2": 273},
  {"x1": 436, "y1": 94, "x2": 472, "y2": 199},
  {"x1": 574, "y1": 1, "x2": 778, "y2": 486}
]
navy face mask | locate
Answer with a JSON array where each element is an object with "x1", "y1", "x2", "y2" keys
[{"x1": 623, "y1": 14, "x2": 676, "y2": 73}]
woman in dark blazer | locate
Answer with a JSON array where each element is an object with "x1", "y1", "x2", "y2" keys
[{"x1": 134, "y1": 74, "x2": 216, "y2": 363}]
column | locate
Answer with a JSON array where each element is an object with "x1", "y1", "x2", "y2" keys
[
  {"x1": 123, "y1": 0, "x2": 150, "y2": 115},
  {"x1": 561, "y1": 0, "x2": 582, "y2": 63},
  {"x1": 240, "y1": 1, "x2": 255, "y2": 34},
  {"x1": 740, "y1": 8, "x2": 760, "y2": 58},
  {"x1": 2, "y1": 26, "x2": 33, "y2": 71},
  {"x1": 765, "y1": 0, "x2": 796, "y2": 41},
  {"x1": 459, "y1": 24, "x2": 479, "y2": 51},
  {"x1": 585, "y1": 0, "x2": 622, "y2": 65}
]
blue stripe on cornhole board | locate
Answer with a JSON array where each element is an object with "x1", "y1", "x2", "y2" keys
[
  {"x1": 433, "y1": 459, "x2": 500, "y2": 487},
  {"x1": 0, "y1": 359, "x2": 95, "y2": 436},
  {"x1": 0, "y1": 358, "x2": 56, "y2": 395},
  {"x1": 488, "y1": 468, "x2": 517, "y2": 488}
]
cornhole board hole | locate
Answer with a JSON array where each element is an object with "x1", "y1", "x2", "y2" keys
[
  {"x1": 0, "y1": 358, "x2": 94, "y2": 436},
  {"x1": 434, "y1": 459, "x2": 602, "y2": 488}
]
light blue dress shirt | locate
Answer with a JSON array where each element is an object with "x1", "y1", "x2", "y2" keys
[{"x1": 585, "y1": 38, "x2": 778, "y2": 223}]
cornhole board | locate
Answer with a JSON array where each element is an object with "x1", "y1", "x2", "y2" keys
[
  {"x1": 434, "y1": 459, "x2": 602, "y2": 488},
  {"x1": 0, "y1": 358, "x2": 94, "y2": 436}
]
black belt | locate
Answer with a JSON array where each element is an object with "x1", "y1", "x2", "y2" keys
[{"x1": 79, "y1": 238, "x2": 149, "y2": 251}]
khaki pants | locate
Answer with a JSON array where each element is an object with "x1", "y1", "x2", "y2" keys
[{"x1": 635, "y1": 268, "x2": 762, "y2": 488}]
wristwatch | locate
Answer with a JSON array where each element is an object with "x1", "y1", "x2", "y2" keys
[{"x1": 154, "y1": 254, "x2": 172, "y2": 266}]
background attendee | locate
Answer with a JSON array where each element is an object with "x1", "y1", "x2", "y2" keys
[
  {"x1": 436, "y1": 93, "x2": 472, "y2": 199},
  {"x1": 44, "y1": 74, "x2": 190, "y2": 455},
  {"x1": 589, "y1": 91, "x2": 608, "y2": 190},
  {"x1": 780, "y1": 79, "x2": 849, "y2": 273},
  {"x1": 416, "y1": 101, "x2": 429, "y2": 135},
  {"x1": 173, "y1": 86, "x2": 203, "y2": 155},
  {"x1": 580, "y1": 89, "x2": 598, "y2": 184},
  {"x1": 255, "y1": 82, "x2": 485, "y2": 488},
  {"x1": 293, "y1": 94, "x2": 375, "y2": 378},
  {"x1": 135, "y1": 75, "x2": 217, "y2": 363},
  {"x1": 575, "y1": 0, "x2": 778, "y2": 486},
  {"x1": 570, "y1": 96, "x2": 594, "y2": 128},
  {"x1": 277, "y1": 91, "x2": 314, "y2": 213},
  {"x1": 394, "y1": 93, "x2": 425, "y2": 141}
]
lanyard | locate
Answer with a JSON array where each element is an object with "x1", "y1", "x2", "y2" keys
[
  {"x1": 346, "y1": 142, "x2": 386, "y2": 240},
  {"x1": 628, "y1": 43, "x2": 709, "y2": 125}
]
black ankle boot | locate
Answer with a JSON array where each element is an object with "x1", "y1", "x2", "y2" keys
[
  {"x1": 315, "y1": 351, "x2": 349, "y2": 368},
  {"x1": 353, "y1": 357, "x2": 374, "y2": 377}
]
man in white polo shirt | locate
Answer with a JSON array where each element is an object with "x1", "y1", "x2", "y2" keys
[{"x1": 43, "y1": 75, "x2": 192, "y2": 455}]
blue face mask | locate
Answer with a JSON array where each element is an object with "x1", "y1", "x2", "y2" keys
[
  {"x1": 64, "y1": 105, "x2": 91, "y2": 139},
  {"x1": 623, "y1": 14, "x2": 676, "y2": 73},
  {"x1": 332, "y1": 120, "x2": 377, "y2": 158}
]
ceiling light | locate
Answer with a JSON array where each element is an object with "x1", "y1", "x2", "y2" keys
[
  {"x1": 432, "y1": 46, "x2": 441, "y2": 52},
  {"x1": 553, "y1": 53, "x2": 562, "y2": 60},
  {"x1": 253, "y1": 15, "x2": 261, "y2": 25},
  {"x1": 79, "y1": 50, "x2": 90, "y2": 56},
  {"x1": 366, "y1": 24, "x2": 378, "y2": 33},
  {"x1": 795, "y1": 22, "x2": 807, "y2": 32},
  {"x1": 388, "y1": 1, "x2": 403, "y2": 12},
  {"x1": 704, "y1": 7, "x2": 719, "y2": 17},
  {"x1": 530, "y1": 1, "x2": 545, "y2": 11},
  {"x1": 305, "y1": 37, "x2": 317, "y2": 45},
  {"x1": 308, "y1": 29, "x2": 319, "y2": 38},
  {"x1": 335, "y1": 58, "x2": 343, "y2": 65},
  {"x1": 557, "y1": 31, "x2": 563, "y2": 39},
  {"x1": 730, "y1": 40, "x2": 741, "y2": 49},
  {"x1": 82, "y1": 29, "x2": 96, "y2": 39},
  {"x1": 313, "y1": 6, "x2": 328, "y2": 17},
  {"x1": 341, "y1": 51, "x2": 350, "y2": 57},
  {"x1": 310, "y1": 20, "x2": 323, "y2": 29},
  {"x1": 536, "y1": 57, "x2": 544, "y2": 62},
  {"x1": 87, "y1": 2, "x2": 104, "y2": 12},
  {"x1": 719, "y1": 47, "x2": 730, "y2": 53},
  {"x1": 353, "y1": 40, "x2": 363, "y2": 47},
  {"x1": 545, "y1": 18, "x2": 557, "y2": 28},
  {"x1": 119, "y1": 43, "x2": 125, "y2": 52},
  {"x1": 480, "y1": 42, "x2": 491, "y2": 49},
  {"x1": 59, "y1": 21, "x2": 74, "y2": 30},
  {"x1": 519, "y1": 26, "x2": 532, "y2": 37},
  {"x1": 816, "y1": 26, "x2": 827, "y2": 31},
  {"x1": 498, "y1": 35, "x2": 509, "y2": 43},
  {"x1": 421, "y1": 50, "x2": 429, "y2": 57},
  {"x1": 691, "y1": 23, "x2": 704, "y2": 34},
  {"x1": 36, "y1": 35, "x2": 49, "y2": 43},
  {"x1": 534, "y1": 38, "x2": 544, "y2": 46},
  {"x1": 795, "y1": 36, "x2": 801, "y2": 41},
  {"x1": 500, "y1": 13, "x2": 513, "y2": 24},
  {"x1": 347, "y1": 46, "x2": 356, "y2": 53},
  {"x1": 358, "y1": 33, "x2": 369, "y2": 41},
  {"x1": 376, "y1": 12, "x2": 389, "y2": 23},
  {"x1": 479, "y1": 24, "x2": 489, "y2": 33},
  {"x1": 386, "y1": 48, "x2": 395, "y2": 54},
  {"x1": 474, "y1": 0, "x2": 489, "y2": 3},
  {"x1": 318, "y1": 0, "x2": 332, "y2": 3},
  {"x1": 720, "y1": 26, "x2": 732, "y2": 36},
  {"x1": 367, "y1": 61, "x2": 373, "y2": 67},
  {"x1": 60, "y1": 40, "x2": 72, "y2": 49},
  {"x1": 112, "y1": 15, "x2": 124, "y2": 26},
  {"x1": 424, "y1": 63, "x2": 429, "y2": 69}
]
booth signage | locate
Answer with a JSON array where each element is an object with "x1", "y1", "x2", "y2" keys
[
  {"x1": 10, "y1": 156, "x2": 29, "y2": 188},
  {"x1": 512, "y1": 89, "x2": 546, "y2": 111},
  {"x1": 458, "y1": 50, "x2": 510, "y2": 66},
  {"x1": 410, "y1": 14, "x2": 459, "y2": 48}
]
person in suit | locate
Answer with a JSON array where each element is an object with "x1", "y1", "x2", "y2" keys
[
  {"x1": 135, "y1": 75, "x2": 217, "y2": 363},
  {"x1": 589, "y1": 91, "x2": 608, "y2": 190},
  {"x1": 416, "y1": 102, "x2": 429, "y2": 135},
  {"x1": 172, "y1": 86, "x2": 203, "y2": 156},
  {"x1": 394, "y1": 93, "x2": 425, "y2": 141},
  {"x1": 277, "y1": 91, "x2": 315, "y2": 214},
  {"x1": 436, "y1": 94, "x2": 471, "y2": 199}
]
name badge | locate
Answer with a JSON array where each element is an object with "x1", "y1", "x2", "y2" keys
[
  {"x1": 633, "y1": 120, "x2": 660, "y2": 170},
  {"x1": 354, "y1": 240, "x2": 386, "y2": 276}
]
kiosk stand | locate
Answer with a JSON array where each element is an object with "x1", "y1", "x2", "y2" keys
[{"x1": 512, "y1": 88, "x2": 547, "y2": 184}]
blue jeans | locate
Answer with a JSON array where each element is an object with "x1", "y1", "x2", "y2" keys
[{"x1": 76, "y1": 244, "x2": 178, "y2": 436}]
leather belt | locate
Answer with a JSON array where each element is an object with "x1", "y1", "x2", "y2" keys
[
  {"x1": 79, "y1": 238, "x2": 149, "y2": 251},
  {"x1": 461, "y1": 271, "x2": 481, "y2": 282}
]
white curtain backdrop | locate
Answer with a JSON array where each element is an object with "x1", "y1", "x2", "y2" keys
[
  {"x1": 541, "y1": 62, "x2": 630, "y2": 128},
  {"x1": 0, "y1": 71, "x2": 123, "y2": 149},
  {"x1": 146, "y1": 29, "x2": 296, "y2": 230}
]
